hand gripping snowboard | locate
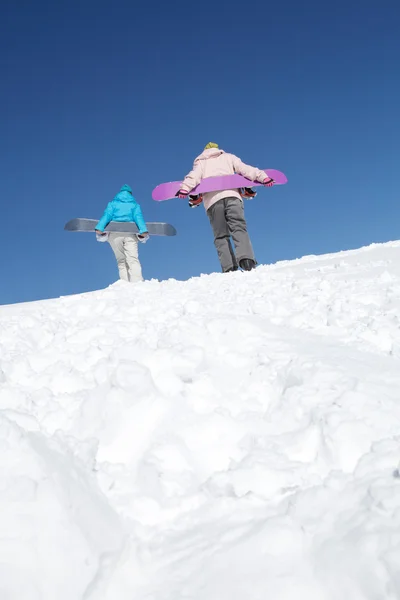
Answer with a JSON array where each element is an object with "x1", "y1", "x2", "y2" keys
[
  {"x1": 64, "y1": 219, "x2": 177, "y2": 236},
  {"x1": 152, "y1": 169, "x2": 287, "y2": 202}
]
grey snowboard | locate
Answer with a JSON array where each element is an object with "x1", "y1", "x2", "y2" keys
[{"x1": 64, "y1": 218, "x2": 177, "y2": 236}]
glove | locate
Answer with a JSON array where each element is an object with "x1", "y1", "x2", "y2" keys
[
  {"x1": 176, "y1": 189, "x2": 188, "y2": 199},
  {"x1": 95, "y1": 231, "x2": 109, "y2": 242},
  {"x1": 137, "y1": 232, "x2": 149, "y2": 243},
  {"x1": 188, "y1": 194, "x2": 203, "y2": 208},
  {"x1": 263, "y1": 177, "x2": 275, "y2": 187}
]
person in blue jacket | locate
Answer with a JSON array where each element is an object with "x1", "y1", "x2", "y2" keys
[{"x1": 95, "y1": 184, "x2": 149, "y2": 282}]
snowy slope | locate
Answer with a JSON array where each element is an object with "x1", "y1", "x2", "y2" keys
[{"x1": 1, "y1": 241, "x2": 400, "y2": 599}]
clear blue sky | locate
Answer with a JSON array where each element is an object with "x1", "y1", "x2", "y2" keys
[{"x1": 1, "y1": 0, "x2": 399, "y2": 304}]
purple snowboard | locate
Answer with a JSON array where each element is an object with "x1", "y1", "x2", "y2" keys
[{"x1": 152, "y1": 169, "x2": 287, "y2": 202}]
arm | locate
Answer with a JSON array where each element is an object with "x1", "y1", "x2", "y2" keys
[
  {"x1": 132, "y1": 204, "x2": 148, "y2": 234},
  {"x1": 232, "y1": 155, "x2": 268, "y2": 184},
  {"x1": 179, "y1": 161, "x2": 204, "y2": 194},
  {"x1": 96, "y1": 202, "x2": 114, "y2": 232}
]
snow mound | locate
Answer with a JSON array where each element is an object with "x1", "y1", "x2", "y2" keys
[{"x1": 1, "y1": 241, "x2": 400, "y2": 599}]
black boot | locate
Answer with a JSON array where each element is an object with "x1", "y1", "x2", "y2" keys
[
  {"x1": 239, "y1": 258, "x2": 256, "y2": 271},
  {"x1": 224, "y1": 266, "x2": 239, "y2": 273}
]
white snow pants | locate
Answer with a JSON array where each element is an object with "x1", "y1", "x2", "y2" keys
[{"x1": 108, "y1": 233, "x2": 143, "y2": 283}]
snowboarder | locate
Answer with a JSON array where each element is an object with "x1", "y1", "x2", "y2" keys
[
  {"x1": 177, "y1": 143, "x2": 274, "y2": 272},
  {"x1": 95, "y1": 184, "x2": 149, "y2": 282}
]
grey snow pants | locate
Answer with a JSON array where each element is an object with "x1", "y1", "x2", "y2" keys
[{"x1": 207, "y1": 197, "x2": 255, "y2": 272}]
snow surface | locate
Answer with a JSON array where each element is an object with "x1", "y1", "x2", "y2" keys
[{"x1": 1, "y1": 241, "x2": 400, "y2": 599}]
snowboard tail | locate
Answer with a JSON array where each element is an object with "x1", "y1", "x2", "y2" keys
[
  {"x1": 64, "y1": 219, "x2": 177, "y2": 236},
  {"x1": 152, "y1": 168, "x2": 287, "y2": 202}
]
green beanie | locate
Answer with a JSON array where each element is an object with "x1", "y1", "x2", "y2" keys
[{"x1": 204, "y1": 142, "x2": 219, "y2": 150}]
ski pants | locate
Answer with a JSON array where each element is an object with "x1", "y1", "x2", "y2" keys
[
  {"x1": 207, "y1": 197, "x2": 255, "y2": 272},
  {"x1": 108, "y1": 233, "x2": 143, "y2": 282}
]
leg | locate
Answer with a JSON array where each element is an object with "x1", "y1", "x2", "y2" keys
[
  {"x1": 123, "y1": 235, "x2": 143, "y2": 283},
  {"x1": 225, "y1": 197, "x2": 255, "y2": 263},
  {"x1": 226, "y1": 239, "x2": 238, "y2": 271},
  {"x1": 207, "y1": 199, "x2": 239, "y2": 272},
  {"x1": 108, "y1": 233, "x2": 129, "y2": 281}
]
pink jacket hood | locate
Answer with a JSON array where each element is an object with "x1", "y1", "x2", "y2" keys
[{"x1": 193, "y1": 148, "x2": 225, "y2": 164}]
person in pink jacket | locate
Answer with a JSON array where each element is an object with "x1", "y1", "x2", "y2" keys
[{"x1": 177, "y1": 143, "x2": 274, "y2": 272}]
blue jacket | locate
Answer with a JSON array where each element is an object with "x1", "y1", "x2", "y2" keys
[{"x1": 96, "y1": 184, "x2": 148, "y2": 233}]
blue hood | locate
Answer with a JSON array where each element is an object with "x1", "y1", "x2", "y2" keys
[{"x1": 114, "y1": 184, "x2": 136, "y2": 203}]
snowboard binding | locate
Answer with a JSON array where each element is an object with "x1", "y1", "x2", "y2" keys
[
  {"x1": 188, "y1": 194, "x2": 203, "y2": 208},
  {"x1": 240, "y1": 187, "x2": 257, "y2": 199}
]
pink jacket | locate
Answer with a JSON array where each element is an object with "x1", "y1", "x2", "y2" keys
[{"x1": 180, "y1": 148, "x2": 267, "y2": 211}]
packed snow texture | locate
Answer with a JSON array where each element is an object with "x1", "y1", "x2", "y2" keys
[{"x1": 1, "y1": 241, "x2": 400, "y2": 599}]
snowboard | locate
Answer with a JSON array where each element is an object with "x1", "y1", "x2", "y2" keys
[
  {"x1": 64, "y1": 219, "x2": 177, "y2": 236},
  {"x1": 152, "y1": 168, "x2": 287, "y2": 202}
]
